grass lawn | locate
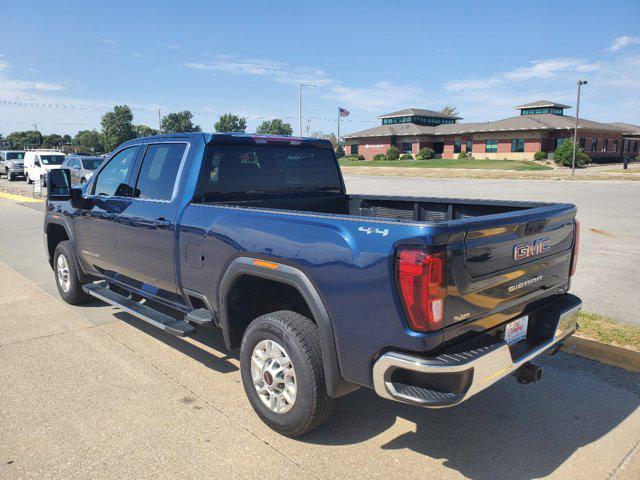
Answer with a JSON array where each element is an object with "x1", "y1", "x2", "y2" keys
[
  {"x1": 577, "y1": 311, "x2": 640, "y2": 351},
  {"x1": 339, "y1": 158, "x2": 552, "y2": 171}
]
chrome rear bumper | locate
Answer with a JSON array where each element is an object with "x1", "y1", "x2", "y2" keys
[{"x1": 373, "y1": 297, "x2": 581, "y2": 408}]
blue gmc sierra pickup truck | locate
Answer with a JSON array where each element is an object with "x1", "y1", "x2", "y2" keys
[{"x1": 45, "y1": 132, "x2": 582, "y2": 436}]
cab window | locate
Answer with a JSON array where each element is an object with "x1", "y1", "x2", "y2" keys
[
  {"x1": 133, "y1": 143, "x2": 186, "y2": 201},
  {"x1": 91, "y1": 147, "x2": 138, "y2": 196}
]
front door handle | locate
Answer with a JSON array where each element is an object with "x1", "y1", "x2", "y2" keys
[
  {"x1": 136, "y1": 217, "x2": 171, "y2": 228},
  {"x1": 156, "y1": 217, "x2": 171, "y2": 227}
]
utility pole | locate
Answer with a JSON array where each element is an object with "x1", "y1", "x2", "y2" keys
[
  {"x1": 158, "y1": 108, "x2": 162, "y2": 132},
  {"x1": 298, "y1": 83, "x2": 316, "y2": 137},
  {"x1": 572, "y1": 80, "x2": 588, "y2": 175}
]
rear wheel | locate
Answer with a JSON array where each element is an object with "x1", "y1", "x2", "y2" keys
[
  {"x1": 26, "y1": 173, "x2": 33, "y2": 184},
  {"x1": 54, "y1": 241, "x2": 89, "y2": 305},
  {"x1": 240, "y1": 310, "x2": 334, "y2": 437}
]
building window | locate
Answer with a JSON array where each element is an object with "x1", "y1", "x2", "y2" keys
[
  {"x1": 511, "y1": 138, "x2": 525, "y2": 152},
  {"x1": 521, "y1": 107, "x2": 564, "y2": 116},
  {"x1": 591, "y1": 138, "x2": 597, "y2": 152},
  {"x1": 555, "y1": 138, "x2": 566, "y2": 150},
  {"x1": 635, "y1": 141, "x2": 639, "y2": 153},
  {"x1": 453, "y1": 140, "x2": 462, "y2": 153},
  {"x1": 351, "y1": 144, "x2": 359, "y2": 155},
  {"x1": 466, "y1": 140, "x2": 473, "y2": 153},
  {"x1": 612, "y1": 139, "x2": 618, "y2": 153},
  {"x1": 579, "y1": 138, "x2": 586, "y2": 149},
  {"x1": 601, "y1": 139, "x2": 608, "y2": 152},
  {"x1": 485, "y1": 140, "x2": 498, "y2": 153},
  {"x1": 401, "y1": 142, "x2": 412, "y2": 154}
]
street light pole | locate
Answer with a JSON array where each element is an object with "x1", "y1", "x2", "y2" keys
[
  {"x1": 572, "y1": 80, "x2": 588, "y2": 175},
  {"x1": 298, "y1": 83, "x2": 316, "y2": 137}
]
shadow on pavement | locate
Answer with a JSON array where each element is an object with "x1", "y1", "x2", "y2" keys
[
  {"x1": 301, "y1": 353, "x2": 640, "y2": 480},
  {"x1": 113, "y1": 311, "x2": 239, "y2": 374}
]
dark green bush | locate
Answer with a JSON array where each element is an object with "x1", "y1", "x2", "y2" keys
[
  {"x1": 534, "y1": 150, "x2": 548, "y2": 161},
  {"x1": 373, "y1": 153, "x2": 387, "y2": 161},
  {"x1": 386, "y1": 145, "x2": 400, "y2": 160},
  {"x1": 457, "y1": 151, "x2": 467, "y2": 159},
  {"x1": 399, "y1": 153, "x2": 413, "y2": 160},
  {"x1": 417, "y1": 147, "x2": 435, "y2": 160},
  {"x1": 553, "y1": 140, "x2": 590, "y2": 167}
]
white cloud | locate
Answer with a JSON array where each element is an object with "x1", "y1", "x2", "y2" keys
[
  {"x1": 607, "y1": 36, "x2": 640, "y2": 52},
  {"x1": 185, "y1": 56, "x2": 333, "y2": 86},
  {"x1": 0, "y1": 57, "x2": 65, "y2": 93},
  {"x1": 185, "y1": 55, "x2": 426, "y2": 111},
  {"x1": 324, "y1": 82, "x2": 428, "y2": 112},
  {"x1": 102, "y1": 38, "x2": 117, "y2": 45}
]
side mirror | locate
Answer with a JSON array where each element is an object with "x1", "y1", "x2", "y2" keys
[{"x1": 47, "y1": 168, "x2": 72, "y2": 200}]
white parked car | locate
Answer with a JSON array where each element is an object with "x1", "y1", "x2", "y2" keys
[{"x1": 24, "y1": 150, "x2": 67, "y2": 186}]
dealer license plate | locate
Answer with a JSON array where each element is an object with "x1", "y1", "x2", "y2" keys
[{"x1": 504, "y1": 315, "x2": 528, "y2": 345}]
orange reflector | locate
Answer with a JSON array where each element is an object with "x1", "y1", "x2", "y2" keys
[{"x1": 253, "y1": 259, "x2": 279, "y2": 270}]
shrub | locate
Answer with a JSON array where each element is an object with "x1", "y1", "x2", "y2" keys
[
  {"x1": 417, "y1": 147, "x2": 435, "y2": 160},
  {"x1": 553, "y1": 140, "x2": 590, "y2": 167},
  {"x1": 399, "y1": 153, "x2": 413, "y2": 160},
  {"x1": 386, "y1": 145, "x2": 400, "y2": 161},
  {"x1": 373, "y1": 153, "x2": 387, "y2": 161},
  {"x1": 534, "y1": 150, "x2": 548, "y2": 161},
  {"x1": 342, "y1": 153, "x2": 364, "y2": 161},
  {"x1": 457, "y1": 151, "x2": 467, "y2": 159}
]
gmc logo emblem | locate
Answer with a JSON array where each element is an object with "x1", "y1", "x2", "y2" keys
[{"x1": 513, "y1": 237, "x2": 551, "y2": 260}]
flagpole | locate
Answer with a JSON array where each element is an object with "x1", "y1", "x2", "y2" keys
[{"x1": 337, "y1": 107, "x2": 340, "y2": 149}]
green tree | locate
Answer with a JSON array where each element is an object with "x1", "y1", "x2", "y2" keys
[
  {"x1": 7, "y1": 130, "x2": 43, "y2": 149},
  {"x1": 386, "y1": 145, "x2": 400, "y2": 160},
  {"x1": 133, "y1": 124, "x2": 159, "y2": 138},
  {"x1": 160, "y1": 111, "x2": 201, "y2": 133},
  {"x1": 100, "y1": 105, "x2": 135, "y2": 152},
  {"x1": 256, "y1": 118, "x2": 293, "y2": 136},
  {"x1": 553, "y1": 139, "x2": 590, "y2": 167},
  {"x1": 73, "y1": 130, "x2": 104, "y2": 153},
  {"x1": 61, "y1": 134, "x2": 72, "y2": 145},
  {"x1": 42, "y1": 134, "x2": 63, "y2": 148},
  {"x1": 214, "y1": 113, "x2": 247, "y2": 133},
  {"x1": 439, "y1": 105, "x2": 459, "y2": 117}
]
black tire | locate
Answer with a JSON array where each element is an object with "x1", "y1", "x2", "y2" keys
[
  {"x1": 240, "y1": 310, "x2": 335, "y2": 437},
  {"x1": 80, "y1": 177, "x2": 87, "y2": 184},
  {"x1": 26, "y1": 173, "x2": 33, "y2": 184},
  {"x1": 8, "y1": 173, "x2": 14, "y2": 182},
  {"x1": 53, "y1": 241, "x2": 89, "y2": 305}
]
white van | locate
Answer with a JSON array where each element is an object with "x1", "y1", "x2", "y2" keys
[{"x1": 24, "y1": 150, "x2": 67, "y2": 186}]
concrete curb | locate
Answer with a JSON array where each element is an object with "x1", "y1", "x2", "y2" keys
[{"x1": 561, "y1": 335, "x2": 640, "y2": 372}]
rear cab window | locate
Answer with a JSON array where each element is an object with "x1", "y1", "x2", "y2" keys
[
  {"x1": 132, "y1": 143, "x2": 187, "y2": 201},
  {"x1": 195, "y1": 142, "x2": 341, "y2": 201}
]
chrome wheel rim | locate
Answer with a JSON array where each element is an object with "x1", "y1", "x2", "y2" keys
[
  {"x1": 56, "y1": 254, "x2": 71, "y2": 293},
  {"x1": 251, "y1": 339, "x2": 296, "y2": 413}
]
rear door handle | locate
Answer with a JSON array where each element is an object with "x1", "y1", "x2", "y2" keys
[{"x1": 156, "y1": 218, "x2": 171, "y2": 227}]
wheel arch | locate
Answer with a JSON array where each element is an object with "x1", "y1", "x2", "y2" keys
[{"x1": 218, "y1": 257, "x2": 358, "y2": 398}]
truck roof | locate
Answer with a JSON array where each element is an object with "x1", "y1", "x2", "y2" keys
[{"x1": 120, "y1": 132, "x2": 334, "y2": 149}]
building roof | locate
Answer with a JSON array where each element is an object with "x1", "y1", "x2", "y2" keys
[
  {"x1": 377, "y1": 108, "x2": 462, "y2": 120},
  {"x1": 609, "y1": 122, "x2": 640, "y2": 135},
  {"x1": 344, "y1": 113, "x2": 628, "y2": 139},
  {"x1": 514, "y1": 100, "x2": 571, "y2": 110}
]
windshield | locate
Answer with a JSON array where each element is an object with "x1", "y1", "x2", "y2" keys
[
  {"x1": 81, "y1": 158, "x2": 103, "y2": 170},
  {"x1": 7, "y1": 152, "x2": 24, "y2": 161},
  {"x1": 40, "y1": 155, "x2": 66, "y2": 165},
  {"x1": 196, "y1": 144, "x2": 342, "y2": 200}
]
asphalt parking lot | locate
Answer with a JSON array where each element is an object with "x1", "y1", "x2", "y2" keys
[{"x1": 1, "y1": 186, "x2": 640, "y2": 479}]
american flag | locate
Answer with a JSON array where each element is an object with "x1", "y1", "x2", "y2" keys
[{"x1": 339, "y1": 107, "x2": 350, "y2": 117}]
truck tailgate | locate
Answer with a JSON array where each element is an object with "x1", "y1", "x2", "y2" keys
[{"x1": 446, "y1": 203, "x2": 577, "y2": 334}]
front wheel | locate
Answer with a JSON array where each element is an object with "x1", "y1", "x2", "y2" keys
[
  {"x1": 53, "y1": 241, "x2": 89, "y2": 305},
  {"x1": 8, "y1": 173, "x2": 14, "y2": 181},
  {"x1": 240, "y1": 310, "x2": 335, "y2": 437},
  {"x1": 26, "y1": 173, "x2": 33, "y2": 184}
]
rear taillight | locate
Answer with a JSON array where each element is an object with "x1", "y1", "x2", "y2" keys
[
  {"x1": 570, "y1": 220, "x2": 580, "y2": 277},
  {"x1": 395, "y1": 247, "x2": 447, "y2": 332}
]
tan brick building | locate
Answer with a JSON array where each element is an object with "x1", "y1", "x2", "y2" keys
[{"x1": 344, "y1": 101, "x2": 640, "y2": 161}]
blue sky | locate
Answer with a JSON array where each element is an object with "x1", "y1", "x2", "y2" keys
[{"x1": 1, "y1": 0, "x2": 639, "y2": 136}]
